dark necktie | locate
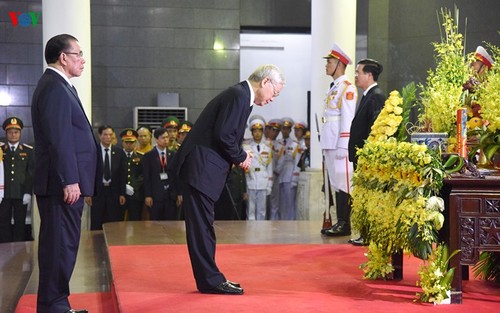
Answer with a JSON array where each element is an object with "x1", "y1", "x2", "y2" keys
[
  {"x1": 161, "y1": 152, "x2": 166, "y2": 170},
  {"x1": 11, "y1": 146, "x2": 15, "y2": 152},
  {"x1": 104, "y1": 148, "x2": 111, "y2": 180},
  {"x1": 257, "y1": 144, "x2": 260, "y2": 152},
  {"x1": 128, "y1": 152, "x2": 132, "y2": 159}
]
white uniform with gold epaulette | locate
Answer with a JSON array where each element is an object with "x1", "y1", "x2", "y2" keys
[
  {"x1": 244, "y1": 140, "x2": 273, "y2": 220},
  {"x1": 268, "y1": 139, "x2": 283, "y2": 220},
  {"x1": 276, "y1": 137, "x2": 301, "y2": 220},
  {"x1": 320, "y1": 74, "x2": 357, "y2": 193}
]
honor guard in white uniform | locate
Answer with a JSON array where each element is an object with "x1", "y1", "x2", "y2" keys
[
  {"x1": 294, "y1": 120, "x2": 308, "y2": 154},
  {"x1": 276, "y1": 117, "x2": 301, "y2": 220},
  {"x1": 320, "y1": 43, "x2": 357, "y2": 236},
  {"x1": 243, "y1": 117, "x2": 273, "y2": 220},
  {"x1": 267, "y1": 118, "x2": 283, "y2": 220}
]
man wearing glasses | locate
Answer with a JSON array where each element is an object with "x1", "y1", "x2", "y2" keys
[
  {"x1": 32, "y1": 34, "x2": 97, "y2": 313},
  {"x1": 169, "y1": 64, "x2": 285, "y2": 295}
]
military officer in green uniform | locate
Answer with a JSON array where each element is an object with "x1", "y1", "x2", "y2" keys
[
  {"x1": 120, "y1": 128, "x2": 144, "y2": 221},
  {"x1": 162, "y1": 116, "x2": 181, "y2": 152},
  {"x1": 0, "y1": 117, "x2": 34, "y2": 242},
  {"x1": 177, "y1": 120, "x2": 193, "y2": 145}
]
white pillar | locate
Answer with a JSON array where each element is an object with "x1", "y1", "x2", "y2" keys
[
  {"x1": 310, "y1": 0, "x2": 357, "y2": 169},
  {"x1": 42, "y1": 0, "x2": 92, "y2": 117},
  {"x1": 34, "y1": 0, "x2": 92, "y2": 239}
]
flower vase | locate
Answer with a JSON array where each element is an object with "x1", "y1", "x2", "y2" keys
[
  {"x1": 410, "y1": 132, "x2": 448, "y2": 152},
  {"x1": 434, "y1": 290, "x2": 451, "y2": 305},
  {"x1": 492, "y1": 153, "x2": 500, "y2": 169}
]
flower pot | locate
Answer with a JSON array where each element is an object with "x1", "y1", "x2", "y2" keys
[
  {"x1": 410, "y1": 132, "x2": 448, "y2": 151},
  {"x1": 492, "y1": 153, "x2": 500, "y2": 169},
  {"x1": 434, "y1": 290, "x2": 451, "y2": 305}
]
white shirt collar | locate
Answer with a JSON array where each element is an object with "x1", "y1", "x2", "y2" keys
[
  {"x1": 156, "y1": 146, "x2": 166, "y2": 154},
  {"x1": 364, "y1": 83, "x2": 378, "y2": 96},
  {"x1": 245, "y1": 80, "x2": 254, "y2": 107},
  {"x1": 47, "y1": 66, "x2": 74, "y2": 87}
]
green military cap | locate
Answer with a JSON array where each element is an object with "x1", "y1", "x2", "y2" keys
[
  {"x1": 178, "y1": 120, "x2": 193, "y2": 133},
  {"x1": 3, "y1": 116, "x2": 23, "y2": 131},
  {"x1": 120, "y1": 128, "x2": 139, "y2": 142},
  {"x1": 162, "y1": 116, "x2": 180, "y2": 129}
]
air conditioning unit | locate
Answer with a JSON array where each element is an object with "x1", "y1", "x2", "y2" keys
[{"x1": 133, "y1": 106, "x2": 188, "y2": 130}]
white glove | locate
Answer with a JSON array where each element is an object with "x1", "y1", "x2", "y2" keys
[
  {"x1": 23, "y1": 193, "x2": 32, "y2": 205},
  {"x1": 266, "y1": 188, "x2": 272, "y2": 196},
  {"x1": 125, "y1": 184, "x2": 135, "y2": 196},
  {"x1": 0, "y1": 196, "x2": 3, "y2": 204},
  {"x1": 335, "y1": 148, "x2": 348, "y2": 160}
]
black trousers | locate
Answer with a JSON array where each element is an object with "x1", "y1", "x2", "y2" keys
[
  {"x1": 91, "y1": 186, "x2": 123, "y2": 230},
  {"x1": 123, "y1": 197, "x2": 143, "y2": 221},
  {"x1": 335, "y1": 190, "x2": 351, "y2": 230},
  {"x1": 0, "y1": 198, "x2": 28, "y2": 242},
  {"x1": 36, "y1": 195, "x2": 83, "y2": 313},
  {"x1": 183, "y1": 184, "x2": 226, "y2": 291},
  {"x1": 149, "y1": 191, "x2": 177, "y2": 220}
]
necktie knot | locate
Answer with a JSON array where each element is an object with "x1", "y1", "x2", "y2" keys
[{"x1": 11, "y1": 146, "x2": 15, "y2": 152}]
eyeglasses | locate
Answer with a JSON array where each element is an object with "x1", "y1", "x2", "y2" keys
[
  {"x1": 64, "y1": 51, "x2": 84, "y2": 58},
  {"x1": 269, "y1": 80, "x2": 280, "y2": 97}
]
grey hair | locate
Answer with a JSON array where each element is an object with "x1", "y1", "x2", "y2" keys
[{"x1": 248, "y1": 64, "x2": 286, "y2": 85}]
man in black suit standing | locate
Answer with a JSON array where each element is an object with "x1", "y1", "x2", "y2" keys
[
  {"x1": 169, "y1": 64, "x2": 285, "y2": 295},
  {"x1": 87, "y1": 125, "x2": 127, "y2": 230},
  {"x1": 348, "y1": 58, "x2": 385, "y2": 246},
  {"x1": 143, "y1": 127, "x2": 179, "y2": 220},
  {"x1": 31, "y1": 34, "x2": 98, "y2": 313}
]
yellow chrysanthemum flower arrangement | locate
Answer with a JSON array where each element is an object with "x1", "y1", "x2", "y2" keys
[{"x1": 351, "y1": 87, "x2": 449, "y2": 302}]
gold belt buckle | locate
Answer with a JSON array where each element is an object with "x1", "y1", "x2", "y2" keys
[{"x1": 321, "y1": 117, "x2": 326, "y2": 123}]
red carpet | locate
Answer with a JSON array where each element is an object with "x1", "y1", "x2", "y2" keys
[
  {"x1": 14, "y1": 292, "x2": 117, "y2": 313},
  {"x1": 108, "y1": 244, "x2": 500, "y2": 313}
]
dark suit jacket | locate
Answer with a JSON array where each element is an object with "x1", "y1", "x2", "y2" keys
[
  {"x1": 31, "y1": 69, "x2": 98, "y2": 196},
  {"x1": 96, "y1": 145, "x2": 127, "y2": 196},
  {"x1": 143, "y1": 148, "x2": 176, "y2": 200},
  {"x1": 2, "y1": 143, "x2": 34, "y2": 199},
  {"x1": 348, "y1": 85, "x2": 385, "y2": 164},
  {"x1": 169, "y1": 81, "x2": 252, "y2": 202}
]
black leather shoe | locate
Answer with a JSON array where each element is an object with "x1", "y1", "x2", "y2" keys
[
  {"x1": 324, "y1": 224, "x2": 351, "y2": 237},
  {"x1": 347, "y1": 236, "x2": 359, "y2": 244},
  {"x1": 66, "y1": 310, "x2": 88, "y2": 313},
  {"x1": 226, "y1": 280, "x2": 240, "y2": 288},
  {"x1": 350, "y1": 236, "x2": 368, "y2": 246},
  {"x1": 202, "y1": 281, "x2": 244, "y2": 295},
  {"x1": 321, "y1": 222, "x2": 340, "y2": 235}
]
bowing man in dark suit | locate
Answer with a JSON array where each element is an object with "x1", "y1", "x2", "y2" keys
[
  {"x1": 143, "y1": 127, "x2": 179, "y2": 220},
  {"x1": 31, "y1": 34, "x2": 98, "y2": 313},
  {"x1": 169, "y1": 64, "x2": 285, "y2": 295},
  {"x1": 87, "y1": 125, "x2": 127, "y2": 230},
  {"x1": 348, "y1": 58, "x2": 385, "y2": 246}
]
